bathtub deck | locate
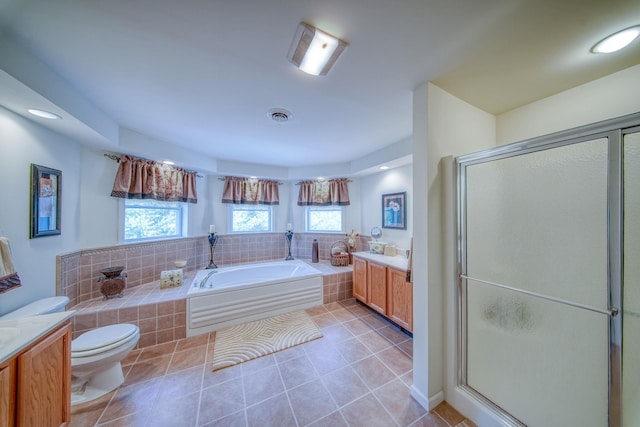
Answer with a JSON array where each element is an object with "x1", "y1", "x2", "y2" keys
[{"x1": 68, "y1": 260, "x2": 353, "y2": 349}]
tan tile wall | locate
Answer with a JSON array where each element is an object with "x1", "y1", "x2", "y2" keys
[
  {"x1": 57, "y1": 233, "x2": 362, "y2": 348},
  {"x1": 57, "y1": 233, "x2": 368, "y2": 307},
  {"x1": 72, "y1": 299, "x2": 187, "y2": 348}
]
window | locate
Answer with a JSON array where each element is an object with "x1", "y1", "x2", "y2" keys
[
  {"x1": 229, "y1": 204, "x2": 273, "y2": 233},
  {"x1": 122, "y1": 199, "x2": 188, "y2": 242},
  {"x1": 305, "y1": 206, "x2": 344, "y2": 232}
]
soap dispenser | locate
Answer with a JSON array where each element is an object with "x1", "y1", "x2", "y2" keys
[{"x1": 312, "y1": 239, "x2": 319, "y2": 263}]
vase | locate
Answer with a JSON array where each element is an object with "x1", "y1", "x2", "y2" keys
[{"x1": 98, "y1": 266, "x2": 127, "y2": 299}]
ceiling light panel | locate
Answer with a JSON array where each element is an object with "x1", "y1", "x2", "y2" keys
[
  {"x1": 591, "y1": 25, "x2": 640, "y2": 53},
  {"x1": 287, "y1": 22, "x2": 347, "y2": 76}
]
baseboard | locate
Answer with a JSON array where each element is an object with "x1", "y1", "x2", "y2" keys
[{"x1": 410, "y1": 385, "x2": 444, "y2": 411}]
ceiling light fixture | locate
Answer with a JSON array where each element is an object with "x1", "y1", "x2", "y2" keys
[
  {"x1": 163, "y1": 160, "x2": 175, "y2": 165},
  {"x1": 380, "y1": 166, "x2": 390, "y2": 170},
  {"x1": 27, "y1": 108, "x2": 61, "y2": 120},
  {"x1": 287, "y1": 22, "x2": 348, "y2": 76},
  {"x1": 591, "y1": 25, "x2": 640, "y2": 53}
]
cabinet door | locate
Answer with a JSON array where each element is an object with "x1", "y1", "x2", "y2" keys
[
  {"x1": 367, "y1": 262, "x2": 387, "y2": 314},
  {"x1": 17, "y1": 321, "x2": 72, "y2": 427},
  {"x1": 387, "y1": 267, "x2": 413, "y2": 332},
  {"x1": 353, "y1": 257, "x2": 368, "y2": 302},
  {"x1": 0, "y1": 358, "x2": 16, "y2": 427}
]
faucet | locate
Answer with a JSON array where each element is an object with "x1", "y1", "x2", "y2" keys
[{"x1": 200, "y1": 270, "x2": 217, "y2": 288}]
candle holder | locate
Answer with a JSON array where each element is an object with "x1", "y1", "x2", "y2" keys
[
  {"x1": 284, "y1": 230, "x2": 294, "y2": 260},
  {"x1": 206, "y1": 232, "x2": 218, "y2": 269}
]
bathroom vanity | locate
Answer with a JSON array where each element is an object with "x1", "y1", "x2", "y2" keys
[
  {"x1": 352, "y1": 252, "x2": 413, "y2": 332},
  {"x1": 0, "y1": 312, "x2": 74, "y2": 427}
]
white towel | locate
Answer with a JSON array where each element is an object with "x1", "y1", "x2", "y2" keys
[
  {"x1": 0, "y1": 237, "x2": 21, "y2": 293},
  {"x1": 0, "y1": 237, "x2": 16, "y2": 277}
]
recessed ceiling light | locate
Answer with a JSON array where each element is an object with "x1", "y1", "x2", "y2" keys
[
  {"x1": 591, "y1": 25, "x2": 640, "y2": 53},
  {"x1": 317, "y1": 176, "x2": 325, "y2": 181},
  {"x1": 163, "y1": 160, "x2": 175, "y2": 165},
  {"x1": 27, "y1": 108, "x2": 61, "y2": 120},
  {"x1": 380, "y1": 166, "x2": 390, "y2": 170},
  {"x1": 287, "y1": 22, "x2": 348, "y2": 76}
]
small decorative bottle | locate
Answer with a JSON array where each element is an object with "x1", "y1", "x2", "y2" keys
[{"x1": 312, "y1": 239, "x2": 319, "y2": 263}]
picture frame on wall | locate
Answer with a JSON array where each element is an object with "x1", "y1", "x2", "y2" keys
[
  {"x1": 382, "y1": 192, "x2": 407, "y2": 229},
  {"x1": 30, "y1": 164, "x2": 61, "y2": 238}
]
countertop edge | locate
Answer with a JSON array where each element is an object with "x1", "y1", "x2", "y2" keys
[
  {"x1": 0, "y1": 310, "x2": 75, "y2": 364},
  {"x1": 352, "y1": 251, "x2": 409, "y2": 271}
]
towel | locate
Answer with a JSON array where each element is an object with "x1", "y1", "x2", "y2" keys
[
  {"x1": 0, "y1": 237, "x2": 21, "y2": 293},
  {"x1": 405, "y1": 237, "x2": 413, "y2": 282}
]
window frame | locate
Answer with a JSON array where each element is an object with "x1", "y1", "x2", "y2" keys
[
  {"x1": 227, "y1": 204, "x2": 274, "y2": 234},
  {"x1": 119, "y1": 199, "x2": 188, "y2": 243},
  {"x1": 304, "y1": 205, "x2": 345, "y2": 233}
]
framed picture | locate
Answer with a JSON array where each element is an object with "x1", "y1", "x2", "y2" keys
[
  {"x1": 30, "y1": 164, "x2": 61, "y2": 238},
  {"x1": 382, "y1": 192, "x2": 407, "y2": 229}
]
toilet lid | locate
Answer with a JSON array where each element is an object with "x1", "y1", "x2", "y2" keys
[{"x1": 72, "y1": 324, "x2": 138, "y2": 354}]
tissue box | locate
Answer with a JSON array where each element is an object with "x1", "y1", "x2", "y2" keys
[
  {"x1": 368, "y1": 241, "x2": 387, "y2": 254},
  {"x1": 160, "y1": 269, "x2": 183, "y2": 289}
]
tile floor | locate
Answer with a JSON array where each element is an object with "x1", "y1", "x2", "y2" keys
[{"x1": 71, "y1": 299, "x2": 475, "y2": 427}]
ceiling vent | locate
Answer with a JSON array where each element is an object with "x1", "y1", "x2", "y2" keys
[{"x1": 268, "y1": 108, "x2": 292, "y2": 123}]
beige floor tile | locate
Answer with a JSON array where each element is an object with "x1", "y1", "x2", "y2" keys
[
  {"x1": 350, "y1": 356, "x2": 396, "y2": 390},
  {"x1": 245, "y1": 393, "x2": 296, "y2": 427},
  {"x1": 376, "y1": 345, "x2": 413, "y2": 375},
  {"x1": 307, "y1": 411, "x2": 349, "y2": 427},
  {"x1": 278, "y1": 354, "x2": 319, "y2": 389},
  {"x1": 339, "y1": 393, "x2": 396, "y2": 427},
  {"x1": 242, "y1": 365, "x2": 285, "y2": 406},
  {"x1": 198, "y1": 378, "x2": 245, "y2": 424},
  {"x1": 287, "y1": 379, "x2": 338, "y2": 426},
  {"x1": 321, "y1": 365, "x2": 369, "y2": 407},
  {"x1": 374, "y1": 378, "x2": 428, "y2": 426}
]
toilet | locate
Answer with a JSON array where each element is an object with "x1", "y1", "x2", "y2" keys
[{"x1": 1, "y1": 296, "x2": 140, "y2": 405}]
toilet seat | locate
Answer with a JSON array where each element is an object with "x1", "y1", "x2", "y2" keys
[{"x1": 72, "y1": 324, "x2": 138, "y2": 357}]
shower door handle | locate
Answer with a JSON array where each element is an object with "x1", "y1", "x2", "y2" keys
[{"x1": 459, "y1": 274, "x2": 619, "y2": 317}]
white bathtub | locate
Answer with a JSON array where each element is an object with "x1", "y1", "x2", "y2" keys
[{"x1": 186, "y1": 260, "x2": 323, "y2": 336}]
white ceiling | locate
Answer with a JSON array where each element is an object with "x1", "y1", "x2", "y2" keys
[{"x1": 0, "y1": 0, "x2": 638, "y2": 173}]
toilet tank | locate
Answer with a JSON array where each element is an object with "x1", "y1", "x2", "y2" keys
[{"x1": 0, "y1": 296, "x2": 70, "y2": 320}]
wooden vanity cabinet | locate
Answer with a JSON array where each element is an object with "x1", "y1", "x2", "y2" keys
[
  {"x1": 353, "y1": 257, "x2": 368, "y2": 302},
  {"x1": 387, "y1": 267, "x2": 413, "y2": 331},
  {"x1": 367, "y1": 261, "x2": 387, "y2": 315},
  {"x1": 0, "y1": 358, "x2": 16, "y2": 426},
  {"x1": 352, "y1": 257, "x2": 413, "y2": 332},
  {"x1": 3, "y1": 320, "x2": 72, "y2": 427}
]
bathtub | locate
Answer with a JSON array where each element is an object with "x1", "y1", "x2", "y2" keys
[{"x1": 186, "y1": 260, "x2": 323, "y2": 336}]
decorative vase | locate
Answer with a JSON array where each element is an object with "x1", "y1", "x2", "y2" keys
[{"x1": 98, "y1": 266, "x2": 127, "y2": 299}]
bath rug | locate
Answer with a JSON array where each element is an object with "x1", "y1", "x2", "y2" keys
[{"x1": 212, "y1": 310, "x2": 323, "y2": 371}]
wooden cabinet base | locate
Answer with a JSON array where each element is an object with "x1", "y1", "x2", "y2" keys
[{"x1": 353, "y1": 258, "x2": 413, "y2": 333}]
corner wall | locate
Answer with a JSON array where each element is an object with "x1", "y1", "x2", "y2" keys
[{"x1": 411, "y1": 82, "x2": 496, "y2": 411}]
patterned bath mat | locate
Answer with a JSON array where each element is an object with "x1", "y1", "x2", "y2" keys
[{"x1": 212, "y1": 310, "x2": 323, "y2": 371}]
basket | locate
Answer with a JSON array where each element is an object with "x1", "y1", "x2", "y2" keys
[{"x1": 330, "y1": 241, "x2": 350, "y2": 267}]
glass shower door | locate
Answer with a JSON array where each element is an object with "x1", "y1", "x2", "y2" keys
[
  {"x1": 623, "y1": 130, "x2": 639, "y2": 427},
  {"x1": 462, "y1": 138, "x2": 610, "y2": 426}
]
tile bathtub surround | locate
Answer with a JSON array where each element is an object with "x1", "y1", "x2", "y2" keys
[
  {"x1": 70, "y1": 300, "x2": 475, "y2": 427},
  {"x1": 57, "y1": 233, "x2": 364, "y2": 307},
  {"x1": 68, "y1": 262, "x2": 353, "y2": 347}
]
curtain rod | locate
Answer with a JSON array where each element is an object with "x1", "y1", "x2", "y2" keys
[
  {"x1": 295, "y1": 179, "x2": 352, "y2": 185},
  {"x1": 104, "y1": 153, "x2": 203, "y2": 178},
  {"x1": 217, "y1": 177, "x2": 283, "y2": 185}
]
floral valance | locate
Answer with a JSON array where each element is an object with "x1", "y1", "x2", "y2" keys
[
  {"x1": 221, "y1": 176, "x2": 280, "y2": 205},
  {"x1": 110, "y1": 155, "x2": 198, "y2": 203},
  {"x1": 297, "y1": 178, "x2": 350, "y2": 206}
]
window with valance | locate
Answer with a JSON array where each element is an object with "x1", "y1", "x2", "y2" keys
[
  {"x1": 221, "y1": 176, "x2": 280, "y2": 205},
  {"x1": 297, "y1": 178, "x2": 350, "y2": 206},
  {"x1": 110, "y1": 155, "x2": 198, "y2": 203}
]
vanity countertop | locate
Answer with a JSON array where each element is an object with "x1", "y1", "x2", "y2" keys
[
  {"x1": 352, "y1": 251, "x2": 409, "y2": 271},
  {"x1": 0, "y1": 311, "x2": 75, "y2": 364}
]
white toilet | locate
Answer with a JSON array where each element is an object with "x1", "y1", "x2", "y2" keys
[{"x1": 1, "y1": 296, "x2": 140, "y2": 405}]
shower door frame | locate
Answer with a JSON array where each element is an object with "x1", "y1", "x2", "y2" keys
[{"x1": 455, "y1": 112, "x2": 640, "y2": 427}]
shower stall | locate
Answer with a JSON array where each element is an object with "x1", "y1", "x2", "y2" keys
[{"x1": 455, "y1": 113, "x2": 639, "y2": 427}]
